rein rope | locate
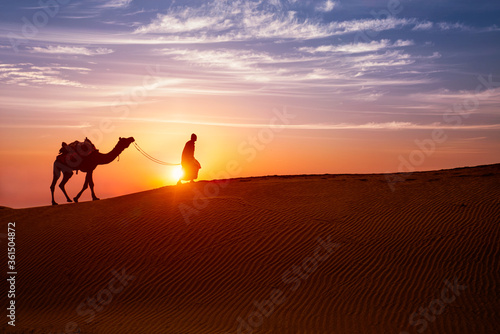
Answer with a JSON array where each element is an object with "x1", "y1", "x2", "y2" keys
[{"x1": 133, "y1": 142, "x2": 181, "y2": 166}]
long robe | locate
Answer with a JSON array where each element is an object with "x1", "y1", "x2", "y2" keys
[{"x1": 181, "y1": 140, "x2": 201, "y2": 180}]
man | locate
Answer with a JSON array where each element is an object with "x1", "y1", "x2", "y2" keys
[{"x1": 178, "y1": 133, "x2": 201, "y2": 184}]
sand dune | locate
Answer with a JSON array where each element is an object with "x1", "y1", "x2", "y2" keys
[{"x1": 1, "y1": 164, "x2": 499, "y2": 334}]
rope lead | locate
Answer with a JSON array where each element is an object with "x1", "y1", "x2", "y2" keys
[{"x1": 133, "y1": 142, "x2": 181, "y2": 166}]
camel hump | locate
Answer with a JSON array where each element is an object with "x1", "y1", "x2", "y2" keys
[
  {"x1": 59, "y1": 140, "x2": 79, "y2": 154},
  {"x1": 58, "y1": 139, "x2": 98, "y2": 155}
]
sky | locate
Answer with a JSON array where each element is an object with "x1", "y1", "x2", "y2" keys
[{"x1": 0, "y1": 0, "x2": 499, "y2": 208}]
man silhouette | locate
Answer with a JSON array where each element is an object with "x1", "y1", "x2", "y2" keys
[{"x1": 178, "y1": 133, "x2": 201, "y2": 184}]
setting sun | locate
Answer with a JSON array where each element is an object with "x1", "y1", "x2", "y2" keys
[{"x1": 172, "y1": 166, "x2": 184, "y2": 182}]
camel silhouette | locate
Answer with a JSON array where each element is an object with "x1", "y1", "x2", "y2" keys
[{"x1": 50, "y1": 137, "x2": 135, "y2": 205}]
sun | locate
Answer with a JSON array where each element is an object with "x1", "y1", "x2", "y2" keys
[{"x1": 172, "y1": 166, "x2": 184, "y2": 181}]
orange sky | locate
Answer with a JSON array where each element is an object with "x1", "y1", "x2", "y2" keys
[
  {"x1": 1, "y1": 0, "x2": 499, "y2": 208},
  {"x1": 1, "y1": 103, "x2": 498, "y2": 208}
]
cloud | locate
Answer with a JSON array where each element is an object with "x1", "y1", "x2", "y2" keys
[
  {"x1": 28, "y1": 46, "x2": 114, "y2": 56},
  {"x1": 99, "y1": 0, "x2": 133, "y2": 9},
  {"x1": 437, "y1": 22, "x2": 470, "y2": 31},
  {"x1": 133, "y1": 1, "x2": 239, "y2": 35},
  {"x1": 136, "y1": 13, "x2": 229, "y2": 34},
  {"x1": 0, "y1": 123, "x2": 91, "y2": 129},
  {"x1": 300, "y1": 39, "x2": 414, "y2": 54},
  {"x1": 351, "y1": 50, "x2": 412, "y2": 65},
  {"x1": 157, "y1": 47, "x2": 384, "y2": 87},
  {"x1": 118, "y1": 117, "x2": 500, "y2": 131},
  {"x1": 412, "y1": 20, "x2": 498, "y2": 32},
  {"x1": 358, "y1": 59, "x2": 414, "y2": 68},
  {"x1": 55, "y1": 0, "x2": 133, "y2": 20},
  {"x1": 484, "y1": 25, "x2": 500, "y2": 32},
  {"x1": 0, "y1": 63, "x2": 92, "y2": 88},
  {"x1": 157, "y1": 47, "x2": 320, "y2": 86},
  {"x1": 427, "y1": 52, "x2": 441, "y2": 59},
  {"x1": 57, "y1": 66, "x2": 92, "y2": 73},
  {"x1": 316, "y1": 0, "x2": 338, "y2": 12},
  {"x1": 159, "y1": 48, "x2": 287, "y2": 70},
  {"x1": 134, "y1": 0, "x2": 415, "y2": 41},
  {"x1": 410, "y1": 87, "x2": 500, "y2": 108},
  {"x1": 330, "y1": 17, "x2": 414, "y2": 35},
  {"x1": 357, "y1": 91, "x2": 386, "y2": 101},
  {"x1": 413, "y1": 21, "x2": 433, "y2": 31},
  {"x1": 393, "y1": 40, "x2": 414, "y2": 47},
  {"x1": 162, "y1": 47, "x2": 295, "y2": 68},
  {"x1": 150, "y1": 41, "x2": 434, "y2": 100}
]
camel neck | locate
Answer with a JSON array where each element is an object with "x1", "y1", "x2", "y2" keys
[{"x1": 97, "y1": 142, "x2": 125, "y2": 165}]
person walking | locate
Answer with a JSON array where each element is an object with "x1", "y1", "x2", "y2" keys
[{"x1": 178, "y1": 133, "x2": 201, "y2": 184}]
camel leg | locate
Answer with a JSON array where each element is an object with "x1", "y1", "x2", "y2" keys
[
  {"x1": 74, "y1": 175, "x2": 89, "y2": 203},
  {"x1": 59, "y1": 171, "x2": 74, "y2": 203},
  {"x1": 88, "y1": 171, "x2": 100, "y2": 201},
  {"x1": 50, "y1": 163, "x2": 61, "y2": 205}
]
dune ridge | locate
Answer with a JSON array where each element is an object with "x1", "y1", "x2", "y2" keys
[{"x1": 1, "y1": 164, "x2": 499, "y2": 333}]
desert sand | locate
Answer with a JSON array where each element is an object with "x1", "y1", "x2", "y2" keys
[{"x1": 1, "y1": 164, "x2": 499, "y2": 334}]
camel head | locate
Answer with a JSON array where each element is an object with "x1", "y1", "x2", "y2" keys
[{"x1": 119, "y1": 137, "x2": 135, "y2": 149}]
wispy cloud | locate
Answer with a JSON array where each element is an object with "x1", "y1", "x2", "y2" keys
[
  {"x1": 151, "y1": 40, "x2": 435, "y2": 99},
  {"x1": 316, "y1": 0, "x2": 338, "y2": 13},
  {"x1": 100, "y1": 0, "x2": 133, "y2": 9},
  {"x1": 134, "y1": 0, "x2": 416, "y2": 41},
  {"x1": 413, "y1": 20, "x2": 499, "y2": 32},
  {"x1": 409, "y1": 87, "x2": 500, "y2": 109},
  {"x1": 437, "y1": 22, "x2": 471, "y2": 31},
  {"x1": 118, "y1": 117, "x2": 500, "y2": 131},
  {"x1": 158, "y1": 47, "x2": 325, "y2": 86},
  {"x1": 0, "y1": 63, "x2": 92, "y2": 88},
  {"x1": 133, "y1": 1, "x2": 240, "y2": 35},
  {"x1": 300, "y1": 39, "x2": 414, "y2": 54},
  {"x1": 28, "y1": 46, "x2": 114, "y2": 56},
  {"x1": 413, "y1": 21, "x2": 433, "y2": 31},
  {"x1": 158, "y1": 48, "x2": 305, "y2": 70},
  {"x1": 484, "y1": 24, "x2": 500, "y2": 32},
  {"x1": 0, "y1": 3, "x2": 493, "y2": 108},
  {"x1": 0, "y1": 123, "x2": 91, "y2": 129},
  {"x1": 56, "y1": 0, "x2": 133, "y2": 20},
  {"x1": 356, "y1": 51, "x2": 414, "y2": 68}
]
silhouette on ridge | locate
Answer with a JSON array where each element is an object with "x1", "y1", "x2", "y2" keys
[
  {"x1": 50, "y1": 137, "x2": 135, "y2": 205},
  {"x1": 178, "y1": 133, "x2": 201, "y2": 184}
]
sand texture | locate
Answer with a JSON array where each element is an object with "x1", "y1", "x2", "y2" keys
[{"x1": 1, "y1": 164, "x2": 499, "y2": 333}]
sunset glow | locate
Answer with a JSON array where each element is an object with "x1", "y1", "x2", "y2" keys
[
  {"x1": 172, "y1": 166, "x2": 184, "y2": 183},
  {"x1": 1, "y1": 0, "x2": 499, "y2": 208}
]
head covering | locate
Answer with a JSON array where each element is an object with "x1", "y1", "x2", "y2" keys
[{"x1": 191, "y1": 133, "x2": 197, "y2": 141}]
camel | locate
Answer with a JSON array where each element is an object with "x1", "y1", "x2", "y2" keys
[{"x1": 50, "y1": 137, "x2": 135, "y2": 205}]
